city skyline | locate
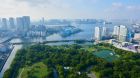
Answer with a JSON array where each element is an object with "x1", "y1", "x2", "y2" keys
[{"x1": 0, "y1": 0, "x2": 140, "y2": 20}]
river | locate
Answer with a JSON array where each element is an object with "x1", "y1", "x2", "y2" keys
[{"x1": 28, "y1": 23, "x2": 115, "y2": 42}]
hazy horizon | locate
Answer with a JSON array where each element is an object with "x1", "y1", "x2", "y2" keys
[{"x1": 0, "y1": 0, "x2": 140, "y2": 20}]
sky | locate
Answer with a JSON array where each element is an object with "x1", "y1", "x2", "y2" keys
[{"x1": 0, "y1": 0, "x2": 140, "y2": 20}]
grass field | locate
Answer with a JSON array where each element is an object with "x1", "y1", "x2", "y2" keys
[
  {"x1": 93, "y1": 50, "x2": 120, "y2": 62},
  {"x1": 18, "y1": 62, "x2": 48, "y2": 78}
]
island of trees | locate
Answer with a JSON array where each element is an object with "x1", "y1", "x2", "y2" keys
[{"x1": 3, "y1": 43, "x2": 140, "y2": 78}]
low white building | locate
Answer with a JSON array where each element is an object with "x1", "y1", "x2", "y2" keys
[
  {"x1": 134, "y1": 33, "x2": 140, "y2": 40},
  {"x1": 27, "y1": 25, "x2": 46, "y2": 37}
]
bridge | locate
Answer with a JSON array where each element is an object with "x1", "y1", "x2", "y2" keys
[
  {"x1": 0, "y1": 36, "x2": 20, "y2": 44},
  {"x1": 0, "y1": 36, "x2": 94, "y2": 45},
  {"x1": 11, "y1": 40, "x2": 94, "y2": 45}
]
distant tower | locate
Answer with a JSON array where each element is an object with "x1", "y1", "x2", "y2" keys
[
  {"x1": 102, "y1": 26, "x2": 107, "y2": 37},
  {"x1": 102, "y1": 21, "x2": 107, "y2": 36},
  {"x1": 16, "y1": 17, "x2": 23, "y2": 31},
  {"x1": 42, "y1": 17, "x2": 45, "y2": 25},
  {"x1": 22, "y1": 16, "x2": 31, "y2": 31},
  {"x1": 9, "y1": 17, "x2": 15, "y2": 29},
  {"x1": 0, "y1": 18, "x2": 2, "y2": 27},
  {"x1": 2, "y1": 18, "x2": 8, "y2": 30}
]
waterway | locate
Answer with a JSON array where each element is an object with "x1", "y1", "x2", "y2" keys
[{"x1": 30, "y1": 23, "x2": 115, "y2": 42}]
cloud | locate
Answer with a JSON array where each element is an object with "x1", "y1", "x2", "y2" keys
[
  {"x1": 104, "y1": 2, "x2": 140, "y2": 19},
  {"x1": 16, "y1": 0, "x2": 99, "y2": 8},
  {"x1": 13, "y1": 0, "x2": 101, "y2": 19},
  {"x1": 0, "y1": 0, "x2": 139, "y2": 20},
  {"x1": 126, "y1": 5, "x2": 140, "y2": 11},
  {"x1": 0, "y1": 0, "x2": 71, "y2": 19},
  {"x1": 109, "y1": 2, "x2": 140, "y2": 11},
  {"x1": 112, "y1": 2, "x2": 123, "y2": 8},
  {"x1": 16, "y1": 0, "x2": 71, "y2": 8},
  {"x1": 16, "y1": 0, "x2": 50, "y2": 7}
]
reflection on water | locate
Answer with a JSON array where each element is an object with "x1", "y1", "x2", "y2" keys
[
  {"x1": 31, "y1": 24, "x2": 114, "y2": 42},
  {"x1": 46, "y1": 34, "x2": 63, "y2": 41},
  {"x1": 10, "y1": 38, "x2": 23, "y2": 43}
]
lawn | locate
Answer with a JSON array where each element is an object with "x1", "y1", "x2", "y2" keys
[
  {"x1": 18, "y1": 62, "x2": 48, "y2": 78},
  {"x1": 93, "y1": 50, "x2": 120, "y2": 62}
]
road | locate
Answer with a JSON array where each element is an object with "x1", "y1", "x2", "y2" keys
[
  {"x1": 0, "y1": 45, "x2": 22, "y2": 78},
  {"x1": 87, "y1": 72, "x2": 97, "y2": 78}
]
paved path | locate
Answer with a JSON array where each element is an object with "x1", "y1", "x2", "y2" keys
[
  {"x1": 87, "y1": 72, "x2": 97, "y2": 78},
  {"x1": 18, "y1": 68, "x2": 25, "y2": 78}
]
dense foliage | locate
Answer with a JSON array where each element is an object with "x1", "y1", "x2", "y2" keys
[
  {"x1": 93, "y1": 43, "x2": 140, "y2": 78},
  {"x1": 3, "y1": 43, "x2": 140, "y2": 78}
]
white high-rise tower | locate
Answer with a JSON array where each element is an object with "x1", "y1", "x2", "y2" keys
[
  {"x1": 119, "y1": 25, "x2": 128, "y2": 42},
  {"x1": 113, "y1": 25, "x2": 128, "y2": 42},
  {"x1": 113, "y1": 26, "x2": 120, "y2": 36},
  {"x1": 95, "y1": 27, "x2": 101, "y2": 40}
]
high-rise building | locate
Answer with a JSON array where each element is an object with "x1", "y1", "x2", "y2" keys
[
  {"x1": 16, "y1": 16, "x2": 31, "y2": 36},
  {"x1": 16, "y1": 17, "x2": 23, "y2": 31},
  {"x1": 16, "y1": 16, "x2": 31, "y2": 31},
  {"x1": 113, "y1": 26, "x2": 120, "y2": 36},
  {"x1": 127, "y1": 31, "x2": 133, "y2": 42},
  {"x1": 1, "y1": 18, "x2": 8, "y2": 30},
  {"x1": 113, "y1": 25, "x2": 128, "y2": 42},
  {"x1": 95, "y1": 27, "x2": 101, "y2": 40},
  {"x1": 9, "y1": 17, "x2": 15, "y2": 29},
  {"x1": 119, "y1": 25, "x2": 127, "y2": 42},
  {"x1": 22, "y1": 16, "x2": 31, "y2": 31}
]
